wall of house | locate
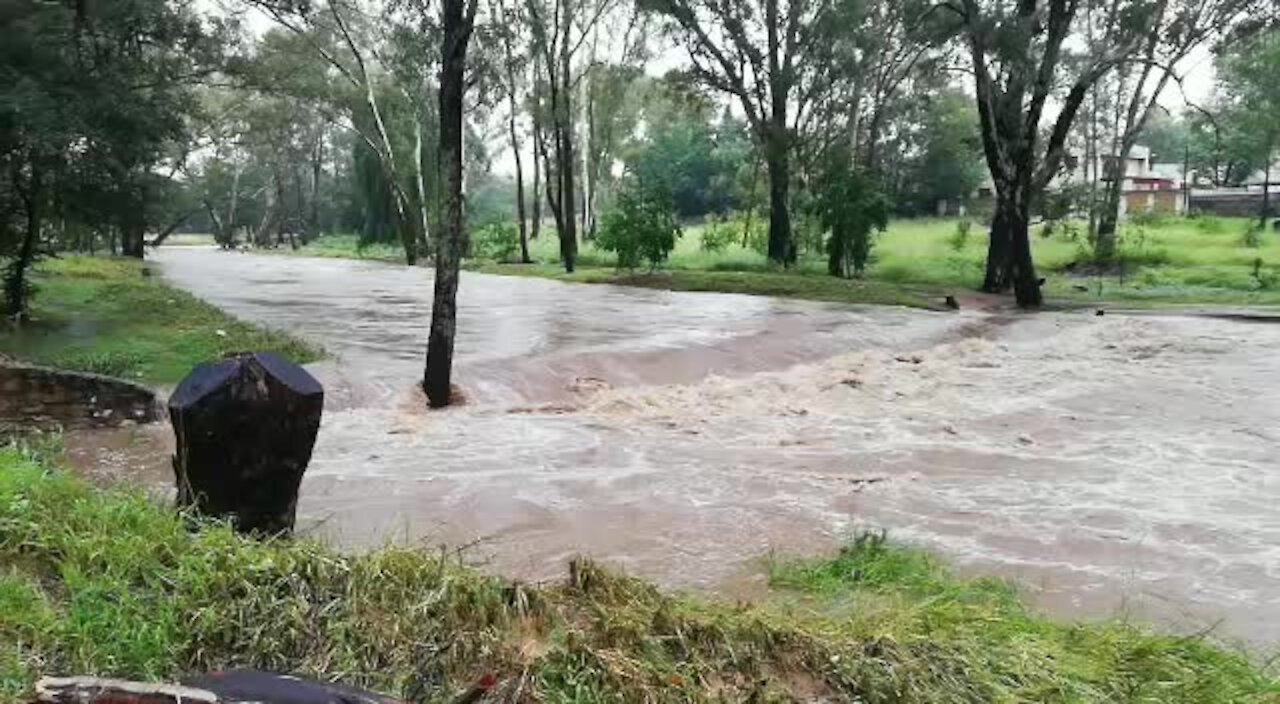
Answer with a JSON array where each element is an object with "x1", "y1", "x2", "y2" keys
[{"x1": 1190, "y1": 192, "x2": 1272, "y2": 218}]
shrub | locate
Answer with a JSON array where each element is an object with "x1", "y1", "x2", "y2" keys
[
  {"x1": 596, "y1": 185, "x2": 682, "y2": 272},
  {"x1": 1193, "y1": 213, "x2": 1229, "y2": 234},
  {"x1": 1242, "y1": 222, "x2": 1264, "y2": 248},
  {"x1": 1129, "y1": 209, "x2": 1172, "y2": 228},
  {"x1": 470, "y1": 222, "x2": 521, "y2": 261},
  {"x1": 699, "y1": 214, "x2": 737, "y2": 253},
  {"x1": 948, "y1": 219, "x2": 972, "y2": 252},
  {"x1": 811, "y1": 149, "x2": 891, "y2": 278}
]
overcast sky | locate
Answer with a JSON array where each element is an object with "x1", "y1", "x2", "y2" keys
[{"x1": 216, "y1": 2, "x2": 1219, "y2": 175}]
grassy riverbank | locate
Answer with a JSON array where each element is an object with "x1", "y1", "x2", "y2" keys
[
  {"x1": 0, "y1": 256, "x2": 321, "y2": 385},
  {"x1": 288, "y1": 215, "x2": 1280, "y2": 308},
  {"x1": 1, "y1": 446, "x2": 1274, "y2": 703}
]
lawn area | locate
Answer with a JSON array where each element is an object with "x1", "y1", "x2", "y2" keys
[
  {"x1": 1, "y1": 445, "x2": 1275, "y2": 703},
  {"x1": 290, "y1": 214, "x2": 1280, "y2": 307},
  {"x1": 0, "y1": 256, "x2": 321, "y2": 386}
]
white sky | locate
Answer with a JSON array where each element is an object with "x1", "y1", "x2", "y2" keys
[{"x1": 210, "y1": 1, "x2": 1220, "y2": 176}]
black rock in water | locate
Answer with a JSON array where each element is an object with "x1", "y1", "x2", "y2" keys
[{"x1": 169, "y1": 352, "x2": 323, "y2": 534}]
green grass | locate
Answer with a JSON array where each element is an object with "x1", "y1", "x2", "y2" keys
[
  {"x1": 292, "y1": 215, "x2": 1280, "y2": 307},
  {"x1": 1, "y1": 447, "x2": 1275, "y2": 703},
  {"x1": 0, "y1": 256, "x2": 322, "y2": 386},
  {"x1": 467, "y1": 262, "x2": 939, "y2": 309},
  {"x1": 278, "y1": 234, "x2": 406, "y2": 263}
]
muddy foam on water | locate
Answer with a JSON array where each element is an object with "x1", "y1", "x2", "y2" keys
[{"x1": 64, "y1": 249, "x2": 1280, "y2": 650}]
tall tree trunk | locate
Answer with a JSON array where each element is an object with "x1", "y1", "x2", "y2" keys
[
  {"x1": 120, "y1": 197, "x2": 146, "y2": 259},
  {"x1": 227, "y1": 161, "x2": 241, "y2": 248},
  {"x1": 205, "y1": 199, "x2": 228, "y2": 248},
  {"x1": 764, "y1": 0, "x2": 791, "y2": 266},
  {"x1": 414, "y1": 117, "x2": 433, "y2": 260},
  {"x1": 308, "y1": 138, "x2": 323, "y2": 242},
  {"x1": 5, "y1": 163, "x2": 40, "y2": 319},
  {"x1": 580, "y1": 31, "x2": 598, "y2": 240},
  {"x1": 983, "y1": 180, "x2": 1041, "y2": 307},
  {"x1": 509, "y1": 103, "x2": 531, "y2": 263},
  {"x1": 1095, "y1": 172, "x2": 1124, "y2": 261},
  {"x1": 424, "y1": 0, "x2": 476, "y2": 408},
  {"x1": 556, "y1": 3, "x2": 578, "y2": 273},
  {"x1": 531, "y1": 79, "x2": 543, "y2": 242},
  {"x1": 1262, "y1": 143, "x2": 1273, "y2": 229},
  {"x1": 983, "y1": 195, "x2": 1012, "y2": 293},
  {"x1": 764, "y1": 136, "x2": 792, "y2": 264}
]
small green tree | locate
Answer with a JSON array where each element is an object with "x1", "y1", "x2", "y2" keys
[
  {"x1": 812, "y1": 151, "x2": 891, "y2": 279},
  {"x1": 596, "y1": 184, "x2": 682, "y2": 272}
]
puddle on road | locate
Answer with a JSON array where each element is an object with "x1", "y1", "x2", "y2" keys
[{"x1": 62, "y1": 249, "x2": 1280, "y2": 651}]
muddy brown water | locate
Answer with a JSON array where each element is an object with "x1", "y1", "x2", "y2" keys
[{"x1": 65, "y1": 248, "x2": 1280, "y2": 651}]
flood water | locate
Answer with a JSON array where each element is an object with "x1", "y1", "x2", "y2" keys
[{"x1": 72, "y1": 248, "x2": 1280, "y2": 650}]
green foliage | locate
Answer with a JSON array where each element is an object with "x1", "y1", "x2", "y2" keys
[
  {"x1": 470, "y1": 222, "x2": 520, "y2": 261},
  {"x1": 2, "y1": 449, "x2": 1275, "y2": 703},
  {"x1": 1194, "y1": 213, "x2": 1230, "y2": 234},
  {"x1": 698, "y1": 214, "x2": 738, "y2": 253},
  {"x1": 623, "y1": 84, "x2": 748, "y2": 218},
  {"x1": 1129, "y1": 209, "x2": 1174, "y2": 229},
  {"x1": 0, "y1": 0, "x2": 226, "y2": 312},
  {"x1": 910, "y1": 92, "x2": 985, "y2": 214},
  {"x1": 1243, "y1": 222, "x2": 1264, "y2": 248},
  {"x1": 1251, "y1": 257, "x2": 1276, "y2": 289},
  {"x1": 811, "y1": 151, "x2": 891, "y2": 278},
  {"x1": 596, "y1": 185, "x2": 682, "y2": 272}
]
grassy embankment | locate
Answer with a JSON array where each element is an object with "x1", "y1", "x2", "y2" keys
[
  {"x1": 291, "y1": 216, "x2": 1280, "y2": 308},
  {"x1": 1, "y1": 444, "x2": 1276, "y2": 703},
  {"x1": 0, "y1": 256, "x2": 321, "y2": 385}
]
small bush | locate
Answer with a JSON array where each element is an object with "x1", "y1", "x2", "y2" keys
[
  {"x1": 596, "y1": 185, "x2": 682, "y2": 272},
  {"x1": 470, "y1": 222, "x2": 521, "y2": 261},
  {"x1": 1242, "y1": 222, "x2": 1264, "y2": 248},
  {"x1": 699, "y1": 214, "x2": 737, "y2": 253},
  {"x1": 1194, "y1": 213, "x2": 1229, "y2": 234},
  {"x1": 811, "y1": 150, "x2": 891, "y2": 278},
  {"x1": 1130, "y1": 209, "x2": 1172, "y2": 228},
  {"x1": 948, "y1": 219, "x2": 972, "y2": 252}
]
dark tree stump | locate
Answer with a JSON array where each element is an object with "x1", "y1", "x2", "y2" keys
[{"x1": 168, "y1": 352, "x2": 323, "y2": 535}]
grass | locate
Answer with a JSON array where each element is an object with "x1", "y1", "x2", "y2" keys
[
  {"x1": 0, "y1": 256, "x2": 322, "y2": 386},
  {"x1": 1, "y1": 446, "x2": 1276, "y2": 703},
  {"x1": 290, "y1": 214, "x2": 1280, "y2": 308}
]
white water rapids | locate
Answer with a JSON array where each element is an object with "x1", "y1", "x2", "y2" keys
[{"x1": 65, "y1": 249, "x2": 1280, "y2": 651}]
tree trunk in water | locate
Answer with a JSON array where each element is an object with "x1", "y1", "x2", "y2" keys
[
  {"x1": 5, "y1": 164, "x2": 40, "y2": 318},
  {"x1": 764, "y1": 141, "x2": 792, "y2": 265},
  {"x1": 424, "y1": 0, "x2": 474, "y2": 408}
]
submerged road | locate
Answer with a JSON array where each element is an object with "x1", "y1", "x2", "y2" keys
[{"x1": 77, "y1": 248, "x2": 1280, "y2": 650}]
